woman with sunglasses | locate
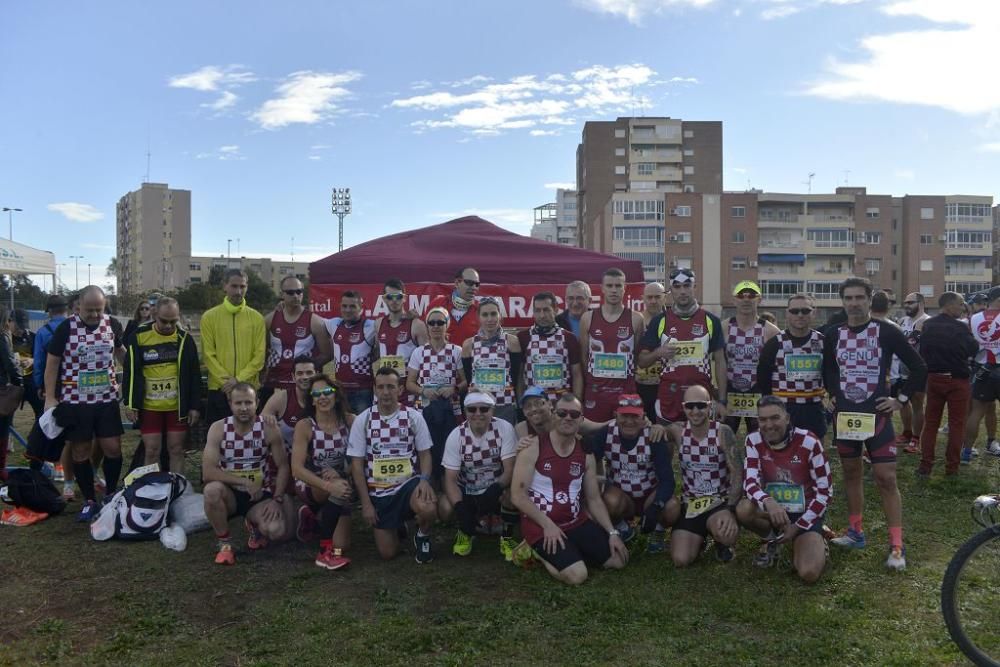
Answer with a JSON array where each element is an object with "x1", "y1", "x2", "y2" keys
[
  {"x1": 291, "y1": 374, "x2": 355, "y2": 571},
  {"x1": 461, "y1": 298, "x2": 522, "y2": 425},
  {"x1": 122, "y1": 301, "x2": 152, "y2": 344},
  {"x1": 407, "y1": 307, "x2": 468, "y2": 476}
]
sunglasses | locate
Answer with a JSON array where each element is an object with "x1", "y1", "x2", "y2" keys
[
  {"x1": 466, "y1": 405, "x2": 492, "y2": 414},
  {"x1": 427, "y1": 320, "x2": 448, "y2": 327},
  {"x1": 618, "y1": 396, "x2": 643, "y2": 408},
  {"x1": 383, "y1": 293, "x2": 405, "y2": 301},
  {"x1": 555, "y1": 408, "x2": 583, "y2": 420},
  {"x1": 736, "y1": 293, "x2": 758, "y2": 300},
  {"x1": 787, "y1": 308, "x2": 813, "y2": 315},
  {"x1": 310, "y1": 387, "x2": 336, "y2": 398},
  {"x1": 669, "y1": 268, "x2": 694, "y2": 280},
  {"x1": 284, "y1": 289, "x2": 304, "y2": 296},
  {"x1": 683, "y1": 401, "x2": 709, "y2": 411},
  {"x1": 462, "y1": 279, "x2": 481, "y2": 288},
  {"x1": 903, "y1": 301, "x2": 917, "y2": 305}
]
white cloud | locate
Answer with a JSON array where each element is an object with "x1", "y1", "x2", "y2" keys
[
  {"x1": 805, "y1": 1, "x2": 1000, "y2": 115},
  {"x1": 574, "y1": 0, "x2": 715, "y2": 24},
  {"x1": 544, "y1": 182, "x2": 576, "y2": 189},
  {"x1": 979, "y1": 142, "x2": 1000, "y2": 153},
  {"x1": 530, "y1": 130, "x2": 559, "y2": 136},
  {"x1": 310, "y1": 144, "x2": 332, "y2": 150},
  {"x1": 81, "y1": 242, "x2": 115, "y2": 250},
  {"x1": 47, "y1": 202, "x2": 104, "y2": 222},
  {"x1": 251, "y1": 70, "x2": 362, "y2": 130},
  {"x1": 307, "y1": 155, "x2": 322, "y2": 160},
  {"x1": 196, "y1": 145, "x2": 246, "y2": 161},
  {"x1": 168, "y1": 65, "x2": 256, "y2": 91},
  {"x1": 202, "y1": 90, "x2": 238, "y2": 111},
  {"x1": 392, "y1": 63, "x2": 670, "y2": 135},
  {"x1": 761, "y1": 4, "x2": 801, "y2": 19}
]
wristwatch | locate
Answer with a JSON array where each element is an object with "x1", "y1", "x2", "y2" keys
[
  {"x1": 608, "y1": 529, "x2": 621, "y2": 537},
  {"x1": 897, "y1": 393, "x2": 909, "y2": 404}
]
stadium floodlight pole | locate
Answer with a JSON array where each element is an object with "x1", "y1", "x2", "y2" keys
[
  {"x1": 2, "y1": 207, "x2": 22, "y2": 240},
  {"x1": 331, "y1": 187, "x2": 352, "y2": 252},
  {"x1": 69, "y1": 255, "x2": 84, "y2": 290}
]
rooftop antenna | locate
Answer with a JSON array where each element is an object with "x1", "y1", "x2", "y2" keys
[
  {"x1": 803, "y1": 172, "x2": 816, "y2": 194},
  {"x1": 291, "y1": 236, "x2": 295, "y2": 261},
  {"x1": 843, "y1": 169, "x2": 851, "y2": 186},
  {"x1": 144, "y1": 128, "x2": 151, "y2": 183}
]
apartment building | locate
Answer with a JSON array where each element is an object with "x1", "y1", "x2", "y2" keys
[
  {"x1": 577, "y1": 116, "x2": 723, "y2": 256},
  {"x1": 530, "y1": 189, "x2": 579, "y2": 246},
  {"x1": 187, "y1": 255, "x2": 309, "y2": 295},
  {"x1": 115, "y1": 182, "x2": 192, "y2": 295}
]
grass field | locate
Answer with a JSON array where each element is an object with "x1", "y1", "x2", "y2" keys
[{"x1": 2, "y1": 407, "x2": 998, "y2": 667}]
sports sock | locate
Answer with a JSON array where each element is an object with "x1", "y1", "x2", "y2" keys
[
  {"x1": 318, "y1": 503, "x2": 343, "y2": 539},
  {"x1": 216, "y1": 530, "x2": 231, "y2": 545},
  {"x1": 102, "y1": 456, "x2": 123, "y2": 494},
  {"x1": 888, "y1": 526, "x2": 903, "y2": 549},
  {"x1": 319, "y1": 538, "x2": 332, "y2": 551},
  {"x1": 848, "y1": 514, "x2": 863, "y2": 534},
  {"x1": 500, "y1": 508, "x2": 519, "y2": 537},
  {"x1": 73, "y1": 461, "x2": 96, "y2": 502},
  {"x1": 453, "y1": 500, "x2": 477, "y2": 536}
]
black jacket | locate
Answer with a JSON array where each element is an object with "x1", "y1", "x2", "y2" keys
[
  {"x1": 122, "y1": 323, "x2": 202, "y2": 420},
  {"x1": 0, "y1": 333, "x2": 22, "y2": 387}
]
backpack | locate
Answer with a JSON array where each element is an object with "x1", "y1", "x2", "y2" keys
[
  {"x1": 90, "y1": 471, "x2": 188, "y2": 541},
  {"x1": 1, "y1": 468, "x2": 67, "y2": 515}
]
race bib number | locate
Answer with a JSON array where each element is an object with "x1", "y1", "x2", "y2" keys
[
  {"x1": 473, "y1": 366, "x2": 507, "y2": 394},
  {"x1": 81, "y1": 342, "x2": 113, "y2": 365},
  {"x1": 836, "y1": 412, "x2": 876, "y2": 441},
  {"x1": 229, "y1": 467, "x2": 264, "y2": 484},
  {"x1": 686, "y1": 495, "x2": 722, "y2": 519},
  {"x1": 372, "y1": 456, "x2": 413, "y2": 488},
  {"x1": 78, "y1": 369, "x2": 111, "y2": 394},
  {"x1": 728, "y1": 392, "x2": 759, "y2": 418},
  {"x1": 636, "y1": 360, "x2": 662, "y2": 384},
  {"x1": 785, "y1": 354, "x2": 822, "y2": 379},
  {"x1": 532, "y1": 355, "x2": 565, "y2": 389},
  {"x1": 145, "y1": 376, "x2": 177, "y2": 402},
  {"x1": 374, "y1": 355, "x2": 405, "y2": 373},
  {"x1": 765, "y1": 483, "x2": 805, "y2": 513},
  {"x1": 592, "y1": 352, "x2": 628, "y2": 379},
  {"x1": 672, "y1": 340, "x2": 704, "y2": 366}
]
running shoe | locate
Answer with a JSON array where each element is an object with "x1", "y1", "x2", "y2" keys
[
  {"x1": 53, "y1": 464, "x2": 66, "y2": 482},
  {"x1": 296, "y1": 505, "x2": 318, "y2": 543},
  {"x1": 414, "y1": 532, "x2": 433, "y2": 564},
  {"x1": 0, "y1": 507, "x2": 48, "y2": 526},
  {"x1": 894, "y1": 433, "x2": 910, "y2": 446},
  {"x1": 315, "y1": 547, "x2": 350, "y2": 570},
  {"x1": 214, "y1": 543, "x2": 235, "y2": 565},
  {"x1": 452, "y1": 530, "x2": 473, "y2": 557},
  {"x1": 753, "y1": 541, "x2": 778, "y2": 568},
  {"x1": 245, "y1": 518, "x2": 269, "y2": 551},
  {"x1": 886, "y1": 546, "x2": 906, "y2": 571},
  {"x1": 76, "y1": 500, "x2": 98, "y2": 523},
  {"x1": 830, "y1": 528, "x2": 866, "y2": 549},
  {"x1": 961, "y1": 448, "x2": 974, "y2": 465},
  {"x1": 715, "y1": 543, "x2": 735, "y2": 563},
  {"x1": 618, "y1": 522, "x2": 636, "y2": 544},
  {"x1": 62, "y1": 482, "x2": 75, "y2": 501},
  {"x1": 499, "y1": 536, "x2": 518, "y2": 561},
  {"x1": 987, "y1": 440, "x2": 1000, "y2": 457},
  {"x1": 646, "y1": 530, "x2": 666, "y2": 554},
  {"x1": 904, "y1": 438, "x2": 919, "y2": 455}
]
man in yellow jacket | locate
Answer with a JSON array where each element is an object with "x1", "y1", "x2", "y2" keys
[{"x1": 201, "y1": 269, "x2": 266, "y2": 423}]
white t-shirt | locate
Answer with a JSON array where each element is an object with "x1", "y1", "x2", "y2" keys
[{"x1": 442, "y1": 418, "x2": 517, "y2": 494}]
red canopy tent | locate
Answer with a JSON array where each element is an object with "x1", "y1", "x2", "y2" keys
[{"x1": 308, "y1": 216, "x2": 646, "y2": 326}]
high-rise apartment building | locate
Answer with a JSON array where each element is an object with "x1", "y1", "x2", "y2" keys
[
  {"x1": 577, "y1": 116, "x2": 722, "y2": 261},
  {"x1": 116, "y1": 182, "x2": 191, "y2": 295},
  {"x1": 531, "y1": 188, "x2": 579, "y2": 246},
  {"x1": 187, "y1": 255, "x2": 309, "y2": 295}
]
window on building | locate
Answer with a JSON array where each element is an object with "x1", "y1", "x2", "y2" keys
[
  {"x1": 920, "y1": 234, "x2": 933, "y2": 245},
  {"x1": 731, "y1": 206, "x2": 746, "y2": 218},
  {"x1": 615, "y1": 165, "x2": 626, "y2": 175},
  {"x1": 637, "y1": 163, "x2": 655, "y2": 176},
  {"x1": 946, "y1": 203, "x2": 991, "y2": 220},
  {"x1": 947, "y1": 230, "x2": 992, "y2": 248},
  {"x1": 920, "y1": 285, "x2": 935, "y2": 298},
  {"x1": 683, "y1": 130, "x2": 694, "y2": 138},
  {"x1": 631, "y1": 181, "x2": 656, "y2": 191},
  {"x1": 613, "y1": 199, "x2": 665, "y2": 220},
  {"x1": 760, "y1": 280, "x2": 803, "y2": 299},
  {"x1": 672, "y1": 232, "x2": 692, "y2": 243},
  {"x1": 920, "y1": 259, "x2": 933, "y2": 271},
  {"x1": 920, "y1": 207, "x2": 934, "y2": 220},
  {"x1": 673, "y1": 205, "x2": 692, "y2": 217},
  {"x1": 860, "y1": 232, "x2": 881, "y2": 245},
  {"x1": 676, "y1": 257, "x2": 693, "y2": 269},
  {"x1": 189, "y1": 263, "x2": 201, "y2": 271},
  {"x1": 682, "y1": 185, "x2": 695, "y2": 193},
  {"x1": 947, "y1": 281, "x2": 991, "y2": 294},
  {"x1": 866, "y1": 208, "x2": 880, "y2": 219},
  {"x1": 864, "y1": 259, "x2": 881, "y2": 274},
  {"x1": 614, "y1": 129, "x2": 626, "y2": 138},
  {"x1": 615, "y1": 148, "x2": 625, "y2": 157},
  {"x1": 731, "y1": 257, "x2": 748, "y2": 270},
  {"x1": 189, "y1": 277, "x2": 202, "y2": 283},
  {"x1": 613, "y1": 225, "x2": 664, "y2": 246},
  {"x1": 683, "y1": 149, "x2": 694, "y2": 157},
  {"x1": 806, "y1": 229, "x2": 850, "y2": 247},
  {"x1": 806, "y1": 282, "x2": 841, "y2": 299},
  {"x1": 683, "y1": 165, "x2": 695, "y2": 175},
  {"x1": 732, "y1": 231, "x2": 746, "y2": 243}
]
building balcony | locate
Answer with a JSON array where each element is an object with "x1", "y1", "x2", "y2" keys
[
  {"x1": 945, "y1": 244, "x2": 991, "y2": 257},
  {"x1": 758, "y1": 240, "x2": 804, "y2": 252},
  {"x1": 801, "y1": 214, "x2": 854, "y2": 228},
  {"x1": 801, "y1": 266, "x2": 853, "y2": 281},
  {"x1": 758, "y1": 265, "x2": 801, "y2": 279},
  {"x1": 804, "y1": 241, "x2": 855, "y2": 255}
]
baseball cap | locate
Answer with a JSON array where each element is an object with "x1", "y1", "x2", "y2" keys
[
  {"x1": 464, "y1": 391, "x2": 496, "y2": 407},
  {"x1": 616, "y1": 394, "x2": 644, "y2": 416},
  {"x1": 733, "y1": 280, "x2": 762, "y2": 296},
  {"x1": 519, "y1": 386, "x2": 548, "y2": 406},
  {"x1": 970, "y1": 292, "x2": 988, "y2": 304},
  {"x1": 669, "y1": 267, "x2": 696, "y2": 284}
]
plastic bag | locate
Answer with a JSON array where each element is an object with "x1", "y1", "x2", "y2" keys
[
  {"x1": 159, "y1": 524, "x2": 188, "y2": 551},
  {"x1": 168, "y1": 488, "x2": 210, "y2": 534}
]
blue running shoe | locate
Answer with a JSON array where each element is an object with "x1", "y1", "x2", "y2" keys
[
  {"x1": 76, "y1": 500, "x2": 98, "y2": 523},
  {"x1": 961, "y1": 448, "x2": 973, "y2": 465},
  {"x1": 830, "y1": 527, "x2": 866, "y2": 549}
]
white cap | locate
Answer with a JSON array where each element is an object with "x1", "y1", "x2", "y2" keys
[{"x1": 464, "y1": 391, "x2": 496, "y2": 407}]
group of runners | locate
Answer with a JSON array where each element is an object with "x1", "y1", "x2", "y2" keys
[{"x1": 34, "y1": 263, "x2": 997, "y2": 585}]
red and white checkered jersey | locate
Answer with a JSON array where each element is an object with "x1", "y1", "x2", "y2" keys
[
  {"x1": 744, "y1": 428, "x2": 831, "y2": 531},
  {"x1": 678, "y1": 420, "x2": 729, "y2": 501},
  {"x1": 408, "y1": 343, "x2": 463, "y2": 416},
  {"x1": 835, "y1": 321, "x2": 883, "y2": 403},
  {"x1": 347, "y1": 406, "x2": 433, "y2": 498},
  {"x1": 219, "y1": 416, "x2": 274, "y2": 493},
  {"x1": 603, "y1": 422, "x2": 658, "y2": 500},
  {"x1": 470, "y1": 334, "x2": 515, "y2": 406},
  {"x1": 523, "y1": 327, "x2": 573, "y2": 402},
  {"x1": 521, "y1": 432, "x2": 589, "y2": 545},
  {"x1": 326, "y1": 317, "x2": 376, "y2": 391},
  {"x1": 442, "y1": 418, "x2": 516, "y2": 495},
  {"x1": 771, "y1": 330, "x2": 825, "y2": 403},
  {"x1": 305, "y1": 417, "x2": 350, "y2": 477},
  {"x1": 726, "y1": 318, "x2": 766, "y2": 393},
  {"x1": 586, "y1": 308, "x2": 636, "y2": 393},
  {"x1": 265, "y1": 309, "x2": 315, "y2": 389},
  {"x1": 58, "y1": 314, "x2": 120, "y2": 405},
  {"x1": 376, "y1": 317, "x2": 418, "y2": 407}
]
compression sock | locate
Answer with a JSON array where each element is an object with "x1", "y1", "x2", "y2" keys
[
  {"x1": 849, "y1": 514, "x2": 863, "y2": 534},
  {"x1": 454, "y1": 500, "x2": 477, "y2": 536},
  {"x1": 73, "y1": 461, "x2": 96, "y2": 502},
  {"x1": 318, "y1": 503, "x2": 343, "y2": 539},
  {"x1": 102, "y1": 456, "x2": 123, "y2": 494},
  {"x1": 888, "y1": 526, "x2": 903, "y2": 549}
]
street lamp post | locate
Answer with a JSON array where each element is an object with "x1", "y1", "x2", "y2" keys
[
  {"x1": 2, "y1": 207, "x2": 22, "y2": 240},
  {"x1": 88, "y1": 263, "x2": 92, "y2": 285},
  {"x1": 69, "y1": 255, "x2": 83, "y2": 290},
  {"x1": 331, "y1": 188, "x2": 352, "y2": 252}
]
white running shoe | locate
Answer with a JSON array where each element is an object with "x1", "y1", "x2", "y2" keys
[
  {"x1": 886, "y1": 546, "x2": 906, "y2": 572},
  {"x1": 986, "y1": 440, "x2": 1000, "y2": 457}
]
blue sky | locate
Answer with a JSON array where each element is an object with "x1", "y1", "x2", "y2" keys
[{"x1": 3, "y1": 0, "x2": 998, "y2": 290}]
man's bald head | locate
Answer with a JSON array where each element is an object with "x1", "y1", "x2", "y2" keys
[
  {"x1": 682, "y1": 384, "x2": 711, "y2": 403},
  {"x1": 78, "y1": 285, "x2": 107, "y2": 326}
]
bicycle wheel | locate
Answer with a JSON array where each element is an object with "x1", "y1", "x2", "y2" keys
[{"x1": 942, "y1": 525, "x2": 1000, "y2": 667}]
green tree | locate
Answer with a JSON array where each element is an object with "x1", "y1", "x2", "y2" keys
[{"x1": 245, "y1": 270, "x2": 278, "y2": 312}]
